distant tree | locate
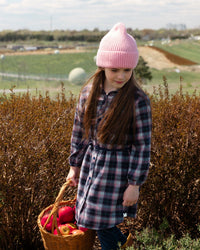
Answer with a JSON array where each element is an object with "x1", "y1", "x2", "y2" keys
[
  {"x1": 93, "y1": 28, "x2": 99, "y2": 32},
  {"x1": 134, "y1": 56, "x2": 152, "y2": 84}
]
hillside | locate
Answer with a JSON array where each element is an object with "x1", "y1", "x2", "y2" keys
[{"x1": 138, "y1": 46, "x2": 200, "y2": 72}]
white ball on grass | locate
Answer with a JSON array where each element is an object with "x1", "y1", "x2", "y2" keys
[{"x1": 68, "y1": 67, "x2": 86, "y2": 84}]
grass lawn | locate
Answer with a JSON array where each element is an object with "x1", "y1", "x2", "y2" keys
[
  {"x1": 0, "y1": 77, "x2": 82, "y2": 99},
  {"x1": 136, "y1": 67, "x2": 200, "y2": 96},
  {"x1": 0, "y1": 51, "x2": 96, "y2": 98},
  {"x1": 153, "y1": 40, "x2": 200, "y2": 64},
  {"x1": 0, "y1": 40, "x2": 200, "y2": 97},
  {"x1": 1, "y1": 68, "x2": 199, "y2": 98},
  {"x1": 0, "y1": 52, "x2": 97, "y2": 77}
]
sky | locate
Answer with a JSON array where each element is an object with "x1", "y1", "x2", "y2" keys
[{"x1": 0, "y1": 0, "x2": 199, "y2": 31}]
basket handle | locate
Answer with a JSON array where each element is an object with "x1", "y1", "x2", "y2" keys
[{"x1": 44, "y1": 180, "x2": 76, "y2": 235}]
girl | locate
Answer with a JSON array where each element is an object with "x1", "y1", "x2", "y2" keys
[{"x1": 67, "y1": 23, "x2": 152, "y2": 250}]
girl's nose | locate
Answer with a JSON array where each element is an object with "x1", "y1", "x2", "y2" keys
[{"x1": 117, "y1": 71, "x2": 125, "y2": 80}]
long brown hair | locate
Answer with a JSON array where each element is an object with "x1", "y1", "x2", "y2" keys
[{"x1": 83, "y1": 68, "x2": 140, "y2": 145}]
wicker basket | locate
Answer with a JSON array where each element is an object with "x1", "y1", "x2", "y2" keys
[{"x1": 37, "y1": 181, "x2": 96, "y2": 250}]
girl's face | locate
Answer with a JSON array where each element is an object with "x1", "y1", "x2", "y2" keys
[{"x1": 104, "y1": 68, "x2": 133, "y2": 93}]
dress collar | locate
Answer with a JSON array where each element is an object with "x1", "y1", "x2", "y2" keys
[{"x1": 101, "y1": 84, "x2": 118, "y2": 96}]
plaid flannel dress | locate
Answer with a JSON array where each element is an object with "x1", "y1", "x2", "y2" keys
[{"x1": 69, "y1": 83, "x2": 152, "y2": 230}]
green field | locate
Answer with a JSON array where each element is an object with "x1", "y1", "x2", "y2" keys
[
  {"x1": 143, "y1": 69, "x2": 200, "y2": 95},
  {"x1": 144, "y1": 39, "x2": 200, "y2": 95},
  {"x1": 0, "y1": 39, "x2": 200, "y2": 97},
  {"x1": 0, "y1": 51, "x2": 97, "y2": 97},
  {"x1": 153, "y1": 39, "x2": 200, "y2": 64},
  {"x1": 0, "y1": 51, "x2": 97, "y2": 76}
]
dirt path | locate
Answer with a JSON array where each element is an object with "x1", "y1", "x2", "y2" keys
[
  {"x1": 138, "y1": 46, "x2": 200, "y2": 72},
  {"x1": 138, "y1": 47, "x2": 178, "y2": 69}
]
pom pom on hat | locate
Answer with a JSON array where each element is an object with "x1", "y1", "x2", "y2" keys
[{"x1": 96, "y1": 22, "x2": 139, "y2": 69}]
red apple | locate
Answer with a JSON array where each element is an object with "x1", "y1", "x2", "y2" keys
[
  {"x1": 41, "y1": 213, "x2": 53, "y2": 231},
  {"x1": 54, "y1": 228, "x2": 58, "y2": 235},
  {"x1": 54, "y1": 223, "x2": 77, "y2": 235},
  {"x1": 41, "y1": 214, "x2": 60, "y2": 232},
  {"x1": 58, "y1": 206, "x2": 74, "y2": 224},
  {"x1": 41, "y1": 213, "x2": 51, "y2": 226},
  {"x1": 66, "y1": 223, "x2": 78, "y2": 232},
  {"x1": 73, "y1": 206, "x2": 76, "y2": 214},
  {"x1": 71, "y1": 229, "x2": 84, "y2": 235},
  {"x1": 78, "y1": 226, "x2": 88, "y2": 232},
  {"x1": 59, "y1": 224, "x2": 71, "y2": 235},
  {"x1": 55, "y1": 224, "x2": 70, "y2": 235}
]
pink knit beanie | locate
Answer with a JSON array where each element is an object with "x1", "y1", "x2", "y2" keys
[{"x1": 96, "y1": 22, "x2": 139, "y2": 69}]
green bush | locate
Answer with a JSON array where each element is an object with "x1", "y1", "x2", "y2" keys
[
  {"x1": 126, "y1": 226, "x2": 200, "y2": 249},
  {"x1": 0, "y1": 82, "x2": 200, "y2": 249},
  {"x1": 135, "y1": 56, "x2": 152, "y2": 84}
]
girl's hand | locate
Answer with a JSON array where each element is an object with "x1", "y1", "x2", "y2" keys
[
  {"x1": 122, "y1": 185, "x2": 139, "y2": 207},
  {"x1": 66, "y1": 166, "x2": 80, "y2": 186}
]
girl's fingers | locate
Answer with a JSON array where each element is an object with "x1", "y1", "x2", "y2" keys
[
  {"x1": 122, "y1": 200, "x2": 136, "y2": 206},
  {"x1": 66, "y1": 177, "x2": 75, "y2": 186},
  {"x1": 66, "y1": 177, "x2": 79, "y2": 186}
]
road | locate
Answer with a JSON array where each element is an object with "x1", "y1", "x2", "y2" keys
[{"x1": 0, "y1": 72, "x2": 68, "y2": 81}]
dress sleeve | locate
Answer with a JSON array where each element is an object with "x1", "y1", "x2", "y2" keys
[
  {"x1": 69, "y1": 89, "x2": 89, "y2": 167},
  {"x1": 128, "y1": 94, "x2": 152, "y2": 186}
]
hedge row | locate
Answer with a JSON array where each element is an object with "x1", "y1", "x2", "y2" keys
[
  {"x1": 137, "y1": 84, "x2": 200, "y2": 238},
  {"x1": 0, "y1": 89, "x2": 76, "y2": 249},
  {"x1": 0, "y1": 84, "x2": 200, "y2": 249}
]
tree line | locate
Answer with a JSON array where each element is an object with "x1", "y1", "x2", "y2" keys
[{"x1": 0, "y1": 27, "x2": 199, "y2": 42}]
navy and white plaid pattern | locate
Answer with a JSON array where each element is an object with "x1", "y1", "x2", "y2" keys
[{"x1": 69, "y1": 84, "x2": 152, "y2": 230}]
